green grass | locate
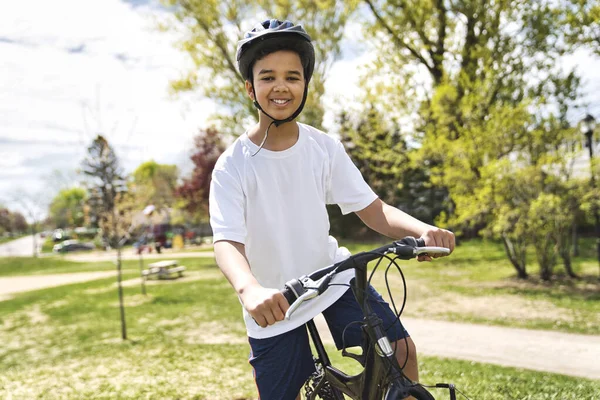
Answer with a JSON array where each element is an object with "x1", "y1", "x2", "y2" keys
[
  {"x1": 330, "y1": 352, "x2": 600, "y2": 399},
  {"x1": 1, "y1": 261, "x2": 598, "y2": 399},
  {"x1": 3, "y1": 238, "x2": 599, "y2": 335},
  {"x1": 341, "y1": 238, "x2": 600, "y2": 335},
  {"x1": 0, "y1": 255, "x2": 216, "y2": 277}
]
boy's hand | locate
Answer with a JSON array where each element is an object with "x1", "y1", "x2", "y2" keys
[
  {"x1": 240, "y1": 283, "x2": 289, "y2": 328},
  {"x1": 418, "y1": 228, "x2": 455, "y2": 262}
]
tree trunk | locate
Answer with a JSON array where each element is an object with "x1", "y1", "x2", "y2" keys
[
  {"x1": 572, "y1": 223, "x2": 578, "y2": 257},
  {"x1": 560, "y1": 250, "x2": 579, "y2": 278},
  {"x1": 112, "y1": 209, "x2": 127, "y2": 340},
  {"x1": 557, "y1": 229, "x2": 578, "y2": 278},
  {"x1": 539, "y1": 262, "x2": 552, "y2": 281},
  {"x1": 502, "y1": 236, "x2": 528, "y2": 279},
  {"x1": 31, "y1": 224, "x2": 38, "y2": 258},
  {"x1": 536, "y1": 236, "x2": 556, "y2": 281}
]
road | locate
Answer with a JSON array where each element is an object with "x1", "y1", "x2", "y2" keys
[{"x1": 0, "y1": 235, "x2": 41, "y2": 257}]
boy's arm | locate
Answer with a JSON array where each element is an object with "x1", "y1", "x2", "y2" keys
[
  {"x1": 214, "y1": 240, "x2": 289, "y2": 327},
  {"x1": 356, "y1": 198, "x2": 455, "y2": 258}
]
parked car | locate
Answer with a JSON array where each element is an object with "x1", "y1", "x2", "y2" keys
[
  {"x1": 53, "y1": 240, "x2": 94, "y2": 253},
  {"x1": 52, "y1": 229, "x2": 71, "y2": 242}
]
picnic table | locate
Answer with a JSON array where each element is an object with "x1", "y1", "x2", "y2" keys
[{"x1": 142, "y1": 260, "x2": 186, "y2": 280}]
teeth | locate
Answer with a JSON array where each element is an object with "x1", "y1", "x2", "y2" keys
[{"x1": 272, "y1": 99, "x2": 289, "y2": 104}]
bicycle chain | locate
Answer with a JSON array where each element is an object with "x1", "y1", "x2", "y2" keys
[{"x1": 304, "y1": 361, "x2": 337, "y2": 400}]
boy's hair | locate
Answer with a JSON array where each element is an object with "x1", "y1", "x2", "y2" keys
[
  {"x1": 237, "y1": 19, "x2": 315, "y2": 84},
  {"x1": 248, "y1": 39, "x2": 313, "y2": 82}
]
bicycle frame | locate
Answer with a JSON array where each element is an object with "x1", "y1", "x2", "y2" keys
[{"x1": 303, "y1": 255, "x2": 414, "y2": 400}]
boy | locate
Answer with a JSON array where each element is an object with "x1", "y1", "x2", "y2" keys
[{"x1": 209, "y1": 19, "x2": 455, "y2": 400}]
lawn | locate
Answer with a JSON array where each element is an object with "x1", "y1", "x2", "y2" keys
[
  {"x1": 342, "y1": 238, "x2": 600, "y2": 335},
  {"x1": 2, "y1": 238, "x2": 599, "y2": 336},
  {"x1": 0, "y1": 254, "x2": 215, "y2": 277},
  {"x1": 0, "y1": 253, "x2": 599, "y2": 399}
]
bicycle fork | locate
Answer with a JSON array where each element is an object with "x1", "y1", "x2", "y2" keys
[{"x1": 363, "y1": 313, "x2": 414, "y2": 400}]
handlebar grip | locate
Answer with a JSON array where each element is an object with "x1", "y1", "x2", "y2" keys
[
  {"x1": 416, "y1": 237, "x2": 425, "y2": 247},
  {"x1": 281, "y1": 278, "x2": 304, "y2": 305},
  {"x1": 281, "y1": 287, "x2": 297, "y2": 306}
]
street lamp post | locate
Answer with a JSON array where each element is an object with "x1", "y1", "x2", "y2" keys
[{"x1": 581, "y1": 114, "x2": 600, "y2": 278}]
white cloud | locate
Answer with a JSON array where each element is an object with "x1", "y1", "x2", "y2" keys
[{"x1": 0, "y1": 0, "x2": 213, "y2": 215}]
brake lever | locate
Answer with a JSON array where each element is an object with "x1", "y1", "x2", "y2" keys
[
  {"x1": 284, "y1": 273, "x2": 332, "y2": 320},
  {"x1": 285, "y1": 287, "x2": 319, "y2": 320}
]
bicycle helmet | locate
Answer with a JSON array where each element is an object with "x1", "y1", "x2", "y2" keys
[
  {"x1": 236, "y1": 19, "x2": 315, "y2": 132},
  {"x1": 237, "y1": 19, "x2": 315, "y2": 83}
]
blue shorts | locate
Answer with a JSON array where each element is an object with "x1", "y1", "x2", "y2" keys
[{"x1": 248, "y1": 285, "x2": 409, "y2": 400}]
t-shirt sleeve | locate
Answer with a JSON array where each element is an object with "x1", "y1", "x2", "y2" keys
[
  {"x1": 209, "y1": 162, "x2": 247, "y2": 244},
  {"x1": 326, "y1": 141, "x2": 378, "y2": 215}
]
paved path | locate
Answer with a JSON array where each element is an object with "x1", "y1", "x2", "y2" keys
[
  {"x1": 0, "y1": 235, "x2": 41, "y2": 257},
  {"x1": 0, "y1": 271, "x2": 116, "y2": 300},
  {"x1": 311, "y1": 314, "x2": 600, "y2": 381},
  {"x1": 1, "y1": 270, "x2": 599, "y2": 380}
]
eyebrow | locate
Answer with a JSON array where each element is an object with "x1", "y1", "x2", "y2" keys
[{"x1": 257, "y1": 69, "x2": 302, "y2": 76}]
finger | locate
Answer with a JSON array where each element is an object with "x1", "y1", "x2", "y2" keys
[
  {"x1": 272, "y1": 303, "x2": 285, "y2": 322},
  {"x1": 254, "y1": 315, "x2": 267, "y2": 328},
  {"x1": 264, "y1": 310, "x2": 276, "y2": 326},
  {"x1": 417, "y1": 254, "x2": 432, "y2": 262},
  {"x1": 427, "y1": 232, "x2": 440, "y2": 248},
  {"x1": 276, "y1": 293, "x2": 289, "y2": 314},
  {"x1": 442, "y1": 232, "x2": 452, "y2": 253}
]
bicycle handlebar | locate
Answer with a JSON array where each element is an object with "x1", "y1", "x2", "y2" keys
[{"x1": 281, "y1": 236, "x2": 450, "y2": 319}]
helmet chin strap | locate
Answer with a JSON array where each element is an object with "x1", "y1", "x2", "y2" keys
[{"x1": 250, "y1": 84, "x2": 308, "y2": 157}]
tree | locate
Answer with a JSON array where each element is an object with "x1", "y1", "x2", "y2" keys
[
  {"x1": 161, "y1": 0, "x2": 357, "y2": 134},
  {"x1": 82, "y1": 135, "x2": 128, "y2": 234},
  {"x1": 48, "y1": 187, "x2": 88, "y2": 229},
  {"x1": 12, "y1": 211, "x2": 27, "y2": 233},
  {"x1": 131, "y1": 160, "x2": 179, "y2": 210},
  {"x1": 81, "y1": 135, "x2": 129, "y2": 340},
  {"x1": 0, "y1": 207, "x2": 27, "y2": 236},
  {"x1": 176, "y1": 127, "x2": 225, "y2": 222},
  {"x1": 563, "y1": 1, "x2": 600, "y2": 55},
  {"x1": 333, "y1": 108, "x2": 448, "y2": 240},
  {"x1": 358, "y1": 0, "x2": 585, "y2": 278}
]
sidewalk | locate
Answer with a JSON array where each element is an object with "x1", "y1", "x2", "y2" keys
[
  {"x1": 312, "y1": 315, "x2": 600, "y2": 380},
  {"x1": 0, "y1": 271, "x2": 116, "y2": 301}
]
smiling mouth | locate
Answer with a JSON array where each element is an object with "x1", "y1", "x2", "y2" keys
[{"x1": 270, "y1": 99, "x2": 291, "y2": 107}]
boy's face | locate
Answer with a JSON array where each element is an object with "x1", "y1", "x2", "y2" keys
[{"x1": 246, "y1": 50, "x2": 305, "y2": 121}]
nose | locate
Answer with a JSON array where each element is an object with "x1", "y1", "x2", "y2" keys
[{"x1": 273, "y1": 79, "x2": 289, "y2": 92}]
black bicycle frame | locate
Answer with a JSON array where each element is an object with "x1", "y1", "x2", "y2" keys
[{"x1": 304, "y1": 254, "x2": 411, "y2": 400}]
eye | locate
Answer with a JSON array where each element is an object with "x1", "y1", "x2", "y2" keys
[
  {"x1": 287, "y1": 77, "x2": 300, "y2": 81},
  {"x1": 261, "y1": 77, "x2": 274, "y2": 81}
]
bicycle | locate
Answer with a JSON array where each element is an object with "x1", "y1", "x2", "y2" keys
[{"x1": 280, "y1": 236, "x2": 462, "y2": 400}]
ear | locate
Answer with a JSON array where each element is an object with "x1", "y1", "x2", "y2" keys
[{"x1": 245, "y1": 80, "x2": 255, "y2": 100}]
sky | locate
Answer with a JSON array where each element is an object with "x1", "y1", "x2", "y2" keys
[
  {"x1": 0, "y1": 0, "x2": 599, "y2": 220},
  {"x1": 0, "y1": 0, "x2": 368, "y2": 219}
]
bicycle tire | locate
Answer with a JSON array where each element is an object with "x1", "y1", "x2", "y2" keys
[{"x1": 407, "y1": 385, "x2": 435, "y2": 400}]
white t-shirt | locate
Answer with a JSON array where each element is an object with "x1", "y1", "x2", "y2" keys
[{"x1": 209, "y1": 123, "x2": 378, "y2": 338}]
